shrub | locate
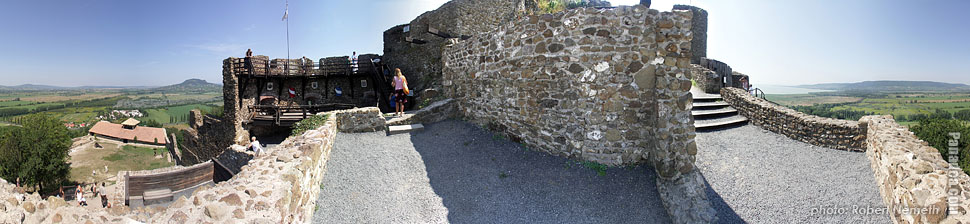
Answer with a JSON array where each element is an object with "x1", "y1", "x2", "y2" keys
[
  {"x1": 291, "y1": 114, "x2": 331, "y2": 136},
  {"x1": 911, "y1": 118, "x2": 970, "y2": 175}
]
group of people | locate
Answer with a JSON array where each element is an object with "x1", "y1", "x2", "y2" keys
[{"x1": 61, "y1": 182, "x2": 110, "y2": 208}]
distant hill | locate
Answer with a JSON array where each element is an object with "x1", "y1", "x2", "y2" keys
[
  {"x1": 796, "y1": 81, "x2": 970, "y2": 92},
  {"x1": 0, "y1": 84, "x2": 69, "y2": 91},
  {"x1": 153, "y1": 79, "x2": 221, "y2": 92},
  {"x1": 0, "y1": 84, "x2": 155, "y2": 91}
]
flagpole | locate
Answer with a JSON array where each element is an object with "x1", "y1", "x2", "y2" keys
[{"x1": 285, "y1": 0, "x2": 290, "y2": 75}]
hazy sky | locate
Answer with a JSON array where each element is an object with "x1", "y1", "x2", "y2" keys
[{"x1": 0, "y1": 0, "x2": 966, "y2": 86}]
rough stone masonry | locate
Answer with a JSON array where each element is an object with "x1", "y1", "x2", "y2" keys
[{"x1": 442, "y1": 5, "x2": 715, "y2": 223}]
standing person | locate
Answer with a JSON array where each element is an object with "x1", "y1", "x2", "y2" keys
[
  {"x1": 100, "y1": 183, "x2": 109, "y2": 208},
  {"x1": 351, "y1": 51, "x2": 359, "y2": 73},
  {"x1": 391, "y1": 68, "x2": 409, "y2": 116},
  {"x1": 249, "y1": 136, "x2": 264, "y2": 156}
]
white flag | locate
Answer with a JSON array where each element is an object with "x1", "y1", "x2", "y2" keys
[{"x1": 282, "y1": 1, "x2": 288, "y2": 21}]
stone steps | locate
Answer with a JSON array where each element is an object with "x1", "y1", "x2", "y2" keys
[
  {"x1": 691, "y1": 107, "x2": 737, "y2": 116},
  {"x1": 387, "y1": 124, "x2": 425, "y2": 135},
  {"x1": 691, "y1": 87, "x2": 746, "y2": 130},
  {"x1": 694, "y1": 114, "x2": 748, "y2": 129},
  {"x1": 692, "y1": 95, "x2": 722, "y2": 101},
  {"x1": 692, "y1": 101, "x2": 729, "y2": 108}
]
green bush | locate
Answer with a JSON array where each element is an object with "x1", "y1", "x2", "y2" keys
[
  {"x1": 911, "y1": 118, "x2": 970, "y2": 175},
  {"x1": 291, "y1": 114, "x2": 331, "y2": 136},
  {"x1": 0, "y1": 114, "x2": 72, "y2": 193}
]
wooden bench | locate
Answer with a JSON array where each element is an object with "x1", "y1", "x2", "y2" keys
[{"x1": 143, "y1": 188, "x2": 173, "y2": 205}]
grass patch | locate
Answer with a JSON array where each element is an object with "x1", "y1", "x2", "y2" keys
[
  {"x1": 499, "y1": 172, "x2": 509, "y2": 179},
  {"x1": 102, "y1": 145, "x2": 167, "y2": 162},
  {"x1": 291, "y1": 114, "x2": 331, "y2": 136},
  {"x1": 580, "y1": 161, "x2": 608, "y2": 176}
]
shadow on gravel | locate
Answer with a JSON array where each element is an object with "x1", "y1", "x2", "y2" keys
[
  {"x1": 705, "y1": 177, "x2": 746, "y2": 223},
  {"x1": 408, "y1": 120, "x2": 672, "y2": 223}
]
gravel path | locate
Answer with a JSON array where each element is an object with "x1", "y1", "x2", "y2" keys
[
  {"x1": 695, "y1": 125, "x2": 890, "y2": 223},
  {"x1": 313, "y1": 119, "x2": 670, "y2": 223}
]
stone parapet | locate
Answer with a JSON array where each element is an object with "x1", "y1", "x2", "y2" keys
[
  {"x1": 331, "y1": 107, "x2": 385, "y2": 132},
  {"x1": 721, "y1": 87, "x2": 866, "y2": 151},
  {"x1": 860, "y1": 115, "x2": 970, "y2": 223},
  {"x1": 0, "y1": 113, "x2": 338, "y2": 223}
]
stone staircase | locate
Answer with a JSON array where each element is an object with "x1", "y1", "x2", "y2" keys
[
  {"x1": 384, "y1": 113, "x2": 424, "y2": 135},
  {"x1": 691, "y1": 88, "x2": 748, "y2": 129}
]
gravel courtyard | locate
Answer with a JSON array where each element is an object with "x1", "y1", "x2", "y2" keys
[
  {"x1": 695, "y1": 124, "x2": 891, "y2": 223},
  {"x1": 313, "y1": 119, "x2": 670, "y2": 223}
]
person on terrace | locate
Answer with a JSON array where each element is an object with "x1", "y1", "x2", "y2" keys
[
  {"x1": 391, "y1": 68, "x2": 409, "y2": 117},
  {"x1": 249, "y1": 136, "x2": 264, "y2": 156}
]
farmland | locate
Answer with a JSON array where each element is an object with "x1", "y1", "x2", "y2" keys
[
  {"x1": 767, "y1": 90, "x2": 970, "y2": 127},
  {"x1": 0, "y1": 79, "x2": 222, "y2": 130}
]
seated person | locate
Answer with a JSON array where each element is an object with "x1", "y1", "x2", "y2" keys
[
  {"x1": 76, "y1": 185, "x2": 87, "y2": 206},
  {"x1": 249, "y1": 136, "x2": 264, "y2": 156}
]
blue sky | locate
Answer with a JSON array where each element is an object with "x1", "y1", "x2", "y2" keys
[{"x1": 0, "y1": 0, "x2": 967, "y2": 87}]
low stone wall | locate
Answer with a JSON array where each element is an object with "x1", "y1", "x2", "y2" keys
[
  {"x1": 332, "y1": 107, "x2": 385, "y2": 132},
  {"x1": 386, "y1": 99, "x2": 459, "y2": 126},
  {"x1": 860, "y1": 115, "x2": 970, "y2": 223},
  {"x1": 721, "y1": 87, "x2": 866, "y2": 151},
  {"x1": 0, "y1": 114, "x2": 338, "y2": 223}
]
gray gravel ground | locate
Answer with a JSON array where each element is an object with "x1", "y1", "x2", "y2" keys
[
  {"x1": 313, "y1": 119, "x2": 671, "y2": 223},
  {"x1": 695, "y1": 125, "x2": 891, "y2": 223}
]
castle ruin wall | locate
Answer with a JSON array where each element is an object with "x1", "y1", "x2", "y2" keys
[
  {"x1": 384, "y1": 0, "x2": 527, "y2": 92},
  {"x1": 442, "y1": 6, "x2": 716, "y2": 223}
]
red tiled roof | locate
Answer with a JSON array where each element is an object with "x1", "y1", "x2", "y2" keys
[{"x1": 89, "y1": 121, "x2": 167, "y2": 145}]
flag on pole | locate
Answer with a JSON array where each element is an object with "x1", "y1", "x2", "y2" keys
[
  {"x1": 282, "y1": 1, "x2": 288, "y2": 21},
  {"x1": 288, "y1": 87, "x2": 296, "y2": 98}
]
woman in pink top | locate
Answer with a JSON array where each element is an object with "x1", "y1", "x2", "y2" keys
[{"x1": 391, "y1": 68, "x2": 409, "y2": 116}]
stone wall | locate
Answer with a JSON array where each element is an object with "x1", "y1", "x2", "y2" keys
[
  {"x1": 179, "y1": 110, "x2": 236, "y2": 165},
  {"x1": 721, "y1": 87, "x2": 867, "y2": 151},
  {"x1": 699, "y1": 57, "x2": 731, "y2": 87},
  {"x1": 442, "y1": 5, "x2": 715, "y2": 223},
  {"x1": 672, "y1": 5, "x2": 706, "y2": 64},
  {"x1": 0, "y1": 113, "x2": 339, "y2": 223},
  {"x1": 383, "y1": 0, "x2": 527, "y2": 92},
  {"x1": 860, "y1": 115, "x2": 970, "y2": 223},
  {"x1": 689, "y1": 64, "x2": 720, "y2": 93},
  {"x1": 332, "y1": 107, "x2": 385, "y2": 133}
]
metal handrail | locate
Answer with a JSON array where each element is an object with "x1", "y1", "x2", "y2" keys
[{"x1": 752, "y1": 88, "x2": 766, "y2": 100}]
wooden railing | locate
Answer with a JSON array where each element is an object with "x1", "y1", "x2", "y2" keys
[{"x1": 232, "y1": 56, "x2": 378, "y2": 77}]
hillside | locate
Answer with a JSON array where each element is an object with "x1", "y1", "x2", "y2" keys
[
  {"x1": 153, "y1": 79, "x2": 221, "y2": 93},
  {"x1": 796, "y1": 80, "x2": 970, "y2": 92}
]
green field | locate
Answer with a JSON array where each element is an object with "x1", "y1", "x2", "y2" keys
[
  {"x1": 144, "y1": 103, "x2": 222, "y2": 124},
  {"x1": 770, "y1": 91, "x2": 970, "y2": 127},
  {"x1": 765, "y1": 94, "x2": 862, "y2": 106},
  {"x1": 0, "y1": 86, "x2": 222, "y2": 127}
]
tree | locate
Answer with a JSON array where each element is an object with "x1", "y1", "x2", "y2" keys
[
  {"x1": 955, "y1": 109, "x2": 970, "y2": 122},
  {"x1": 912, "y1": 118, "x2": 970, "y2": 175},
  {"x1": 141, "y1": 119, "x2": 162, "y2": 128},
  {"x1": 931, "y1": 109, "x2": 952, "y2": 120},
  {"x1": 0, "y1": 114, "x2": 72, "y2": 193}
]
